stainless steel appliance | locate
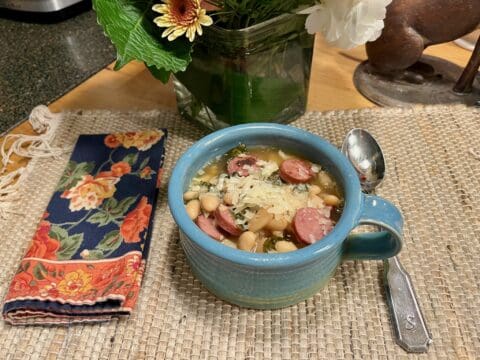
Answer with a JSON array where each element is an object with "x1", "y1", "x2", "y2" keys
[{"x1": 0, "y1": 0, "x2": 84, "y2": 12}]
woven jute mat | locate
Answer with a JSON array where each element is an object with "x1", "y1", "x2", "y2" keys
[{"x1": 0, "y1": 105, "x2": 479, "y2": 359}]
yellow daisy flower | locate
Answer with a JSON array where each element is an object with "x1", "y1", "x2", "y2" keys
[{"x1": 152, "y1": 0, "x2": 213, "y2": 42}]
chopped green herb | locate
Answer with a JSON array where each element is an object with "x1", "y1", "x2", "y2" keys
[
  {"x1": 234, "y1": 212, "x2": 245, "y2": 221},
  {"x1": 266, "y1": 171, "x2": 283, "y2": 185},
  {"x1": 225, "y1": 144, "x2": 248, "y2": 161},
  {"x1": 263, "y1": 236, "x2": 283, "y2": 252},
  {"x1": 293, "y1": 184, "x2": 308, "y2": 193}
]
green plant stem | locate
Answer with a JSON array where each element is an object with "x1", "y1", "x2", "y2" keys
[
  {"x1": 56, "y1": 210, "x2": 93, "y2": 231},
  {"x1": 208, "y1": 0, "x2": 314, "y2": 29},
  {"x1": 96, "y1": 148, "x2": 118, "y2": 174}
]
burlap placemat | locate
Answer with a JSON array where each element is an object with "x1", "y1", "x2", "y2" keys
[{"x1": 0, "y1": 105, "x2": 479, "y2": 359}]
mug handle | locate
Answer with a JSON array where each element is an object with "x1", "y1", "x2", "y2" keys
[{"x1": 343, "y1": 194, "x2": 403, "y2": 260}]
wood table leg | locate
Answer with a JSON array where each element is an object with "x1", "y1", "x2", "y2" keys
[{"x1": 454, "y1": 35, "x2": 480, "y2": 93}]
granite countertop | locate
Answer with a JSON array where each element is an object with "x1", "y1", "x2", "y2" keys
[{"x1": 0, "y1": 7, "x2": 115, "y2": 134}]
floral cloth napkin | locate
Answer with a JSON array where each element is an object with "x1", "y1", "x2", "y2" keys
[{"x1": 3, "y1": 130, "x2": 167, "y2": 325}]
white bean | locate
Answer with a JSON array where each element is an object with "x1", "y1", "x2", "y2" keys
[
  {"x1": 200, "y1": 193, "x2": 220, "y2": 212},
  {"x1": 272, "y1": 231, "x2": 284, "y2": 238},
  {"x1": 320, "y1": 194, "x2": 341, "y2": 206},
  {"x1": 266, "y1": 217, "x2": 288, "y2": 231},
  {"x1": 308, "y1": 185, "x2": 322, "y2": 196},
  {"x1": 318, "y1": 171, "x2": 334, "y2": 189},
  {"x1": 248, "y1": 208, "x2": 273, "y2": 232},
  {"x1": 222, "y1": 239, "x2": 238, "y2": 249},
  {"x1": 238, "y1": 231, "x2": 257, "y2": 251},
  {"x1": 183, "y1": 191, "x2": 199, "y2": 201},
  {"x1": 185, "y1": 200, "x2": 200, "y2": 220},
  {"x1": 275, "y1": 241, "x2": 298, "y2": 253}
]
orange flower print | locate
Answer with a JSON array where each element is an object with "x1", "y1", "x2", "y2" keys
[
  {"x1": 25, "y1": 221, "x2": 60, "y2": 260},
  {"x1": 127, "y1": 255, "x2": 144, "y2": 286},
  {"x1": 61, "y1": 174, "x2": 119, "y2": 211},
  {"x1": 103, "y1": 130, "x2": 163, "y2": 151},
  {"x1": 96, "y1": 171, "x2": 114, "y2": 178},
  {"x1": 134, "y1": 130, "x2": 163, "y2": 151},
  {"x1": 120, "y1": 132, "x2": 139, "y2": 148},
  {"x1": 93, "y1": 261, "x2": 125, "y2": 289},
  {"x1": 10, "y1": 271, "x2": 35, "y2": 294},
  {"x1": 111, "y1": 162, "x2": 131, "y2": 177},
  {"x1": 120, "y1": 196, "x2": 152, "y2": 243},
  {"x1": 57, "y1": 269, "x2": 92, "y2": 296},
  {"x1": 126, "y1": 255, "x2": 141, "y2": 275},
  {"x1": 104, "y1": 134, "x2": 121, "y2": 148},
  {"x1": 140, "y1": 166, "x2": 152, "y2": 179},
  {"x1": 39, "y1": 282, "x2": 59, "y2": 298}
]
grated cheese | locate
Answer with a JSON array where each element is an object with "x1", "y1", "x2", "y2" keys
[
  {"x1": 220, "y1": 177, "x2": 327, "y2": 223},
  {"x1": 193, "y1": 157, "x2": 330, "y2": 225}
]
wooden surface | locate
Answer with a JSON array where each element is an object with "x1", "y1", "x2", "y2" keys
[{"x1": 1, "y1": 37, "x2": 474, "y2": 174}]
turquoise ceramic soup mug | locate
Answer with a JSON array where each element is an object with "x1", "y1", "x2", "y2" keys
[{"x1": 168, "y1": 124, "x2": 403, "y2": 309}]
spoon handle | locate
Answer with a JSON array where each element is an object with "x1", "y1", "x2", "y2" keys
[{"x1": 384, "y1": 257, "x2": 432, "y2": 352}]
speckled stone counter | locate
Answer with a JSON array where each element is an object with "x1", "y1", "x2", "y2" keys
[{"x1": 0, "y1": 9, "x2": 115, "y2": 133}]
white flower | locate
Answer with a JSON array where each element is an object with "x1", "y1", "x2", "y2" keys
[
  {"x1": 80, "y1": 249, "x2": 90, "y2": 259},
  {"x1": 299, "y1": 0, "x2": 392, "y2": 49}
]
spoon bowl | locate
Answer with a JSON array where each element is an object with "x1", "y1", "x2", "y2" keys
[{"x1": 341, "y1": 128, "x2": 386, "y2": 193}]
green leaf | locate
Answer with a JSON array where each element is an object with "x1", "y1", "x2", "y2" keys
[
  {"x1": 87, "y1": 211, "x2": 115, "y2": 227},
  {"x1": 101, "y1": 278, "x2": 119, "y2": 295},
  {"x1": 16, "y1": 261, "x2": 31, "y2": 274},
  {"x1": 92, "y1": 0, "x2": 193, "y2": 73},
  {"x1": 49, "y1": 225, "x2": 69, "y2": 242},
  {"x1": 96, "y1": 230, "x2": 123, "y2": 253},
  {"x1": 147, "y1": 64, "x2": 170, "y2": 84},
  {"x1": 89, "y1": 196, "x2": 138, "y2": 227},
  {"x1": 122, "y1": 153, "x2": 139, "y2": 166},
  {"x1": 85, "y1": 250, "x2": 105, "y2": 260},
  {"x1": 56, "y1": 161, "x2": 95, "y2": 191},
  {"x1": 24, "y1": 262, "x2": 31, "y2": 271},
  {"x1": 103, "y1": 197, "x2": 118, "y2": 210},
  {"x1": 139, "y1": 156, "x2": 150, "y2": 170},
  {"x1": 110, "y1": 196, "x2": 138, "y2": 217},
  {"x1": 32, "y1": 263, "x2": 47, "y2": 280},
  {"x1": 57, "y1": 233, "x2": 84, "y2": 260}
]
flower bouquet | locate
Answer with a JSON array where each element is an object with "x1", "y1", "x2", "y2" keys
[{"x1": 93, "y1": 0, "x2": 391, "y2": 129}]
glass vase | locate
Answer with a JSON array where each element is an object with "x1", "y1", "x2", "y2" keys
[{"x1": 173, "y1": 13, "x2": 314, "y2": 130}]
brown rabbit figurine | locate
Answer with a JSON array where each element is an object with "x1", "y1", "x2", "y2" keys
[{"x1": 366, "y1": 0, "x2": 480, "y2": 84}]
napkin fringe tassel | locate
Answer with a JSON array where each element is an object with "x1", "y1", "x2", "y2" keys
[{"x1": 0, "y1": 105, "x2": 65, "y2": 218}]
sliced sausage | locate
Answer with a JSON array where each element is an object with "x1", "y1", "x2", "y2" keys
[
  {"x1": 279, "y1": 159, "x2": 314, "y2": 183},
  {"x1": 292, "y1": 207, "x2": 333, "y2": 244},
  {"x1": 227, "y1": 155, "x2": 258, "y2": 177},
  {"x1": 196, "y1": 214, "x2": 224, "y2": 241},
  {"x1": 215, "y1": 205, "x2": 243, "y2": 236}
]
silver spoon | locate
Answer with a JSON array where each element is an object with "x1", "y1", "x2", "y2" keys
[{"x1": 342, "y1": 128, "x2": 432, "y2": 353}]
